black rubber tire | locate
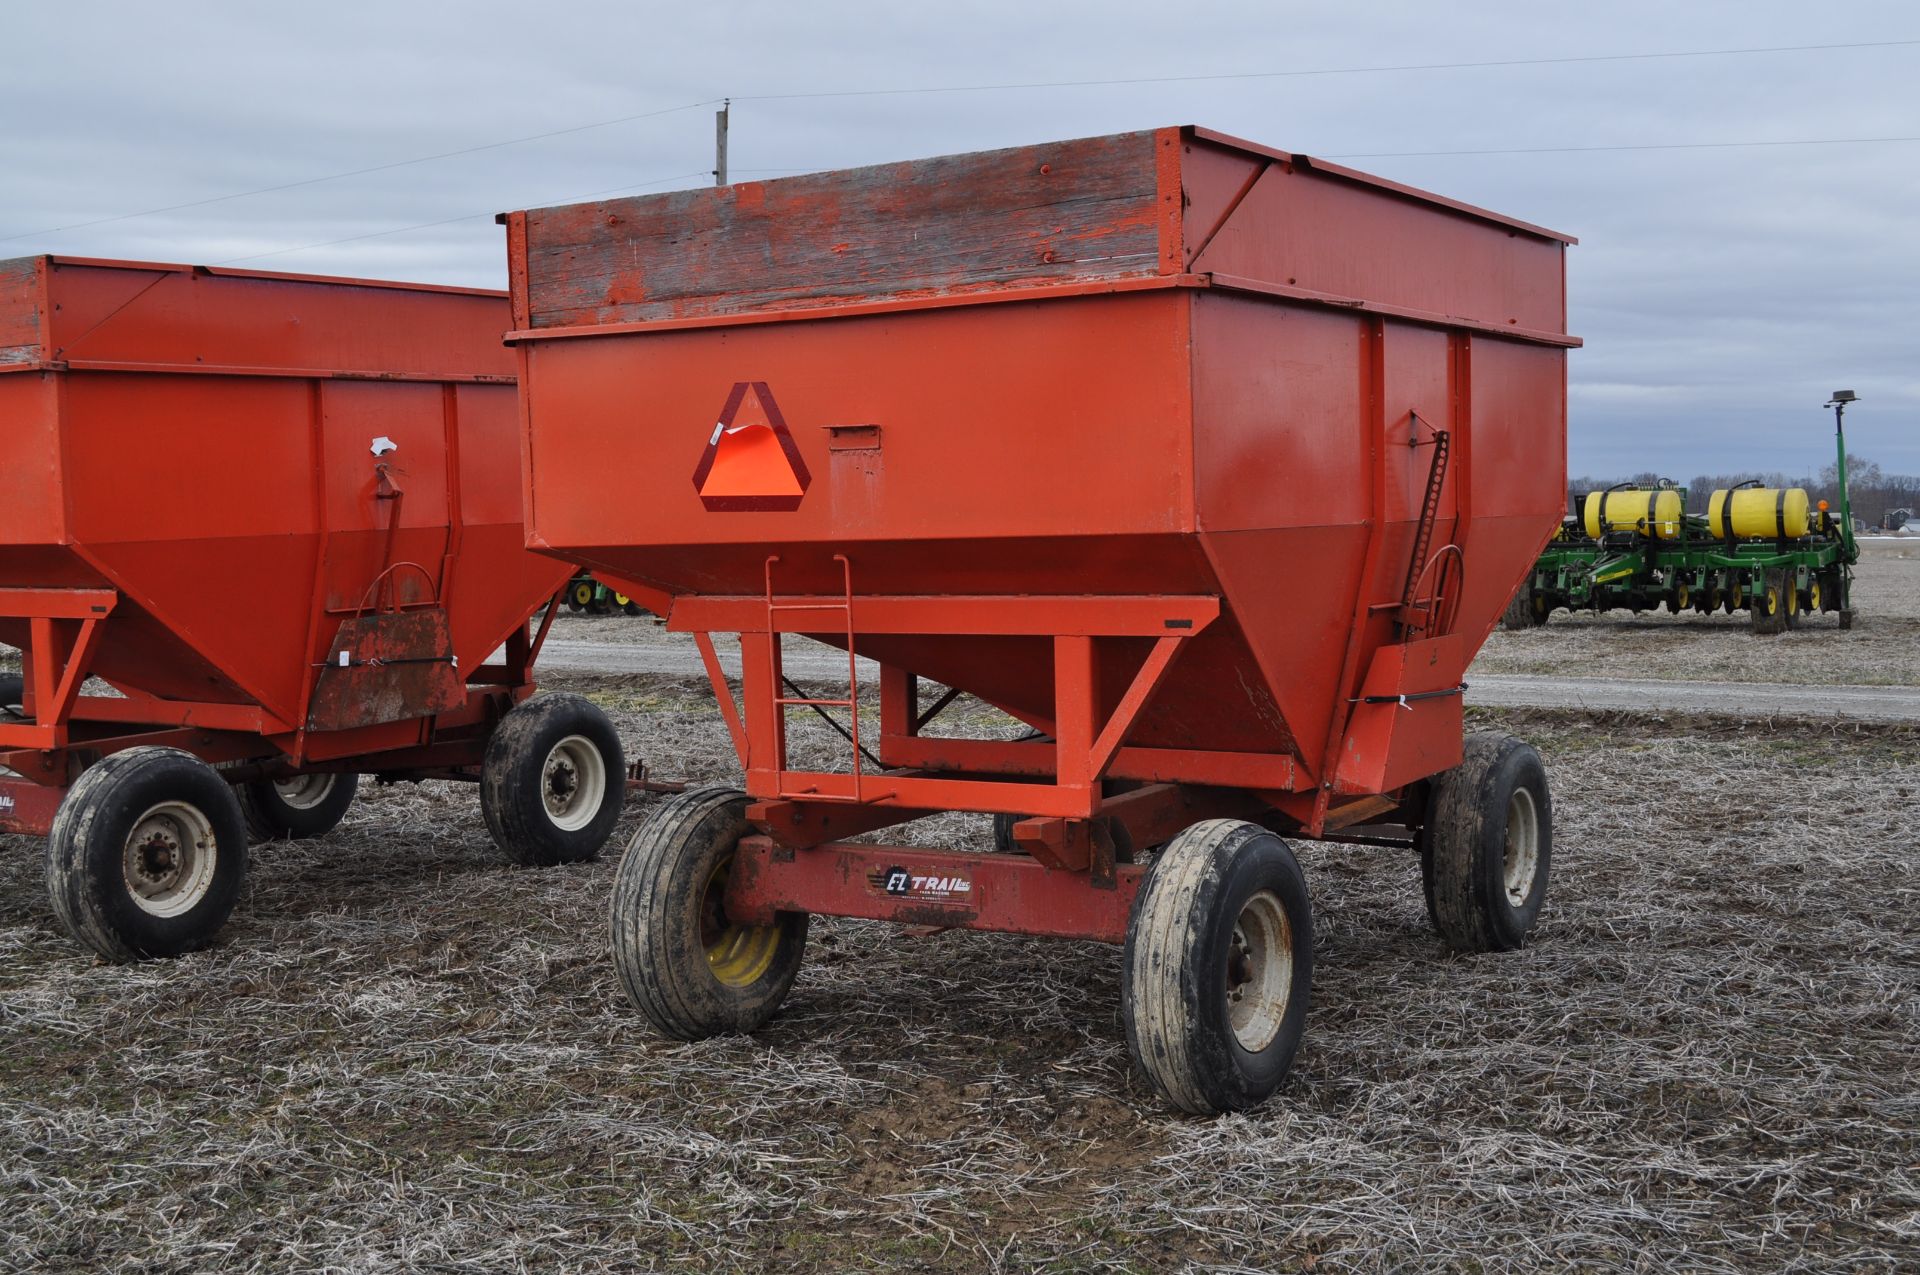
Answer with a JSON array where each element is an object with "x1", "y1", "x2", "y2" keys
[
  {"x1": 1415, "y1": 814, "x2": 1443, "y2": 933},
  {"x1": 1122, "y1": 819, "x2": 1314, "y2": 1115},
  {"x1": 568, "y1": 580, "x2": 594, "y2": 611},
  {"x1": 1422, "y1": 732, "x2": 1552, "y2": 953},
  {"x1": 1818, "y1": 568, "x2": 1843, "y2": 615},
  {"x1": 991, "y1": 812, "x2": 1020, "y2": 854},
  {"x1": 622, "y1": 601, "x2": 645, "y2": 617},
  {"x1": 990, "y1": 730, "x2": 1051, "y2": 853},
  {"x1": 1750, "y1": 568, "x2": 1792, "y2": 635},
  {"x1": 610, "y1": 786, "x2": 808, "y2": 1039},
  {"x1": 480, "y1": 692, "x2": 626, "y2": 866},
  {"x1": 0, "y1": 672, "x2": 21, "y2": 713},
  {"x1": 237, "y1": 772, "x2": 358, "y2": 842},
  {"x1": 1500, "y1": 579, "x2": 1545, "y2": 630},
  {"x1": 45, "y1": 747, "x2": 248, "y2": 962}
]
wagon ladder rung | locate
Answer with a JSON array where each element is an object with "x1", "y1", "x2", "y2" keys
[{"x1": 763, "y1": 552, "x2": 867, "y2": 802}]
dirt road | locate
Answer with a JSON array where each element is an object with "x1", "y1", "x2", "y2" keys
[
  {"x1": 1467, "y1": 672, "x2": 1920, "y2": 721},
  {"x1": 530, "y1": 638, "x2": 1920, "y2": 722},
  {"x1": 532, "y1": 636, "x2": 862, "y2": 681}
]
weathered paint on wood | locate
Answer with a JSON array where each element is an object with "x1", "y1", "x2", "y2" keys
[
  {"x1": 509, "y1": 127, "x2": 1572, "y2": 342},
  {"x1": 0, "y1": 258, "x2": 515, "y2": 379},
  {"x1": 518, "y1": 131, "x2": 1165, "y2": 329},
  {"x1": 0, "y1": 256, "x2": 44, "y2": 366}
]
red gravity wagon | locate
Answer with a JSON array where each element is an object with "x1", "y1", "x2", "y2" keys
[
  {"x1": 0, "y1": 257, "x2": 625, "y2": 963},
  {"x1": 503, "y1": 127, "x2": 1576, "y2": 1113}
]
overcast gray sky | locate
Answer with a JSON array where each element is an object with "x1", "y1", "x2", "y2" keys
[{"x1": 5, "y1": 1, "x2": 1915, "y2": 478}]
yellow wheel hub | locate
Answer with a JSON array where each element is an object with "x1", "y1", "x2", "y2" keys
[
  {"x1": 702, "y1": 859, "x2": 779, "y2": 988},
  {"x1": 1810, "y1": 581, "x2": 1823, "y2": 611},
  {"x1": 1766, "y1": 586, "x2": 1779, "y2": 615}
]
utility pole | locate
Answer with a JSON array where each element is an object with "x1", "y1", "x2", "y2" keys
[{"x1": 714, "y1": 98, "x2": 729, "y2": 187}]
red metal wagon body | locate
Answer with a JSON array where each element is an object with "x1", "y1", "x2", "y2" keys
[
  {"x1": 0, "y1": 257, "x2": 626, "y2": 961},
  {"x1": 505, "y1": 127, "x2": 1576, "y2": 1111}
]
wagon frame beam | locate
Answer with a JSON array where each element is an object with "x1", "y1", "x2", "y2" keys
[
  {"x1": 681, "y1": 590, "x2": 1230, "y2": 825},
  {"x1": 0, "y1": 587, "x2": 119, "y2": 750}
]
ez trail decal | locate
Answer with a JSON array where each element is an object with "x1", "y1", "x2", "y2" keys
[{"x1": 869, "y1": 865, "x2": 973, "y2": 903}]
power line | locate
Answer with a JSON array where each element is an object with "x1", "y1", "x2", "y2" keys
[
  {"x1": 2, "y1": 99, "x2": 719, "y2": 245},
  {"x1": 214, "y1": 171, "x2": 709, "y2": 265},
  {"x1": 10, "y1": 37, "x2": 1915, "y2": 246},
  {"x1": 219, "y1": 128, "x2": 1920, "y2": 264},
  {"x1": 734, "y1": 132, "x2": 1920, "y2": 177},
  {"x1": 1332, "y1": 135, "x2": 1920, "y2": 159},
  {"x1": 734, "y1": 38, "x2": 1920, "y2": 102}
]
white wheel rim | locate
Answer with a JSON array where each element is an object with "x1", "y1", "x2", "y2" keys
[
  {"x1": 541, "y1": 735, "x2": 606, "y2": 832},
  {"x1": 272, "y1": 773, "x2": 337, "y2": 810},
  {"x1": 1504, "y1": 787, "x2": 1541, "y2": 908},
  {"x1": 1225, "y1": 890, "x2": 1294, "y2": 1053},
  {"x1": 122, "y1": 800, "x2": 219, "y2": 918}
]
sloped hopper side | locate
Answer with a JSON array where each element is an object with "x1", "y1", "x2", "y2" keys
[
  {"x1": 515, "y1": 288, "x2": 1564, "y2": 780},
  {"x1": 508, "y1": 126, "x2": 1573, "y2": 785},
  {"x1": 0, "y1": 258, "x2": 569, "y2": 732}
]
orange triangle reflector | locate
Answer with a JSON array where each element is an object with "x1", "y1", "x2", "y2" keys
[{"x1": 692, "y1": 381, "x2": 811, "y2": 511}]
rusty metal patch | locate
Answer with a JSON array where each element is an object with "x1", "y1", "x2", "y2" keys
[{"x1": 306, "y1": 608, "x2": 464, "y2": 731}]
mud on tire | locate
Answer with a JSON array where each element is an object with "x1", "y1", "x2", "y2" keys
[
  {"x1": 238, "y1": 772, "x2": 358, "y2": 842},
  {"x1": 610, "y1": 786, "x2": 808, "y2": 1039},
  {"x1": 1122, "y1": 819, "x2": 1314, "y2": 1115},
  {"x1": 481, "y1": 692, "x2": 625, "y2": 866},
  {"x1": 1501, "y1": 579, "x2": 1546, "y2": 630},
  {"x1": 1750, "y1": 567, "x2": 1793, "y2": 635},
  {"x1": 1422, "y1": 732, "x2": 1552, "y2": 953},
  {"x1": 45, "y1": 746, "x2": 248, "y2": 962}
]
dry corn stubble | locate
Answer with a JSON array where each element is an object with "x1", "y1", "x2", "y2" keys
[{"x1": 0, "y1": 671, "x2": 1916, "y2": 1271}]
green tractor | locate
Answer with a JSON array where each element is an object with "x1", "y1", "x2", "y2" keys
[
  {"x1": 563, "y1": 571, "x2": 647, "y2": 617},
  {"x1": 1506, "y1": 393, "x2": 1861, "y2": 635}
]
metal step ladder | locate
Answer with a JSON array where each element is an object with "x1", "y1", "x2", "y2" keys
[{"x1": 763, "y1": 553, "x2": 869, "y2": 802}]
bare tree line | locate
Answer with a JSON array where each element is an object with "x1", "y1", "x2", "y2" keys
[{"x1": 1566, "y1": 454, "x2": 1920, "y2": 524}]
